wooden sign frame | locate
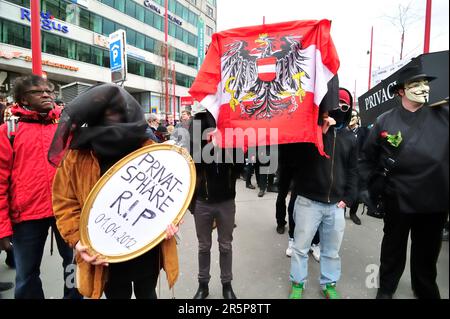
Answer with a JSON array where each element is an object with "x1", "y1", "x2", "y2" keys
[{"x1": 79, "y1": 144, "x2": 196, "y2": 263}]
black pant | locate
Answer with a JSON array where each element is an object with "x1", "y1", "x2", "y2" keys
[
  {"x1": 275, "y1": 166, "x2": 294, "y2": 227},
  {"x1": 379, "y1": 203, "x2": 447, "y2": 299},
  {"x1": 104, "y1": 246, "x2": 160, "y2": 299}
]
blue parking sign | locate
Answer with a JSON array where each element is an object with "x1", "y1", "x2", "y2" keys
[{"x1": 109, "y1": 39, "x2": 123, "y2": 72}]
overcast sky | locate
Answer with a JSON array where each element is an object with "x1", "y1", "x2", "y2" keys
[{"x1": 216, "y1": 0, "x2": 449, "y2": 98}]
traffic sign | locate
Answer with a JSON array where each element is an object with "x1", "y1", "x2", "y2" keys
[{"x1": 109, "y1": 29, "x2": 127, "y2": 83}]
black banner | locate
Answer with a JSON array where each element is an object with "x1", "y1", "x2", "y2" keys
[{"x1": 358, "y1": 50, "x2": 449, "y2": 127}]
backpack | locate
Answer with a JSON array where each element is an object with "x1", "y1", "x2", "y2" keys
[{"x1": 5, "y1": 115, "x2": 19, "y2": 146}]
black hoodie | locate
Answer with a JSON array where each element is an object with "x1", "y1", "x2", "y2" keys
[{"x1": 290, "y1": 88, "x2": 358, "y2": 206}]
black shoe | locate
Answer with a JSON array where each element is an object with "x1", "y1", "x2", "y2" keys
[
  {"x1": 376, "y1": 290, "x2": 393, "y2": 299},
  {"x1": 246, "y1": 183, "x2": 256, "y2": 190},
  {"x1": 0, "y1": 281, "x2": 14, "y2": 292},
  {"x1": 350, "y1": 213, "x2": 362, "y2": 225},
  {"x1": 222, "y1": 282, "x2": 237, "y2": 299},
  {"x1": 193, "y1": 282, "x2": 209, "y2": 299},
  {"x1": 258, "y1": 190, "x2": 265, "y2": 197},
  {"x1": 276, "y1": 225, "x2": 286, "y2": 234}
]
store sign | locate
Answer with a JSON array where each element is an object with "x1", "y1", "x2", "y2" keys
[
  {"x1": 0, "y1": 50, "x2": 79, "y2": 71},
  {"x1": 180, "y1": 96, "x2": 194, "y2": 106},
  {"x1": 197, "y1": 17, "x2": 205, "y2": 70},
  {"x1": 143, "y1": 0, "x2": 183, "y2": 26},
  {"x1": 93, "y1": 34, "x2": 109, "y2": 48},
  {"x1": 20, "y1": 8, "x2": 69, "y2": 34}
]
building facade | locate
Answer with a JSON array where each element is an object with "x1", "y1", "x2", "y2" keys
[{"x1": 0, "y1": 0, "x2": 217, "y2": 118}]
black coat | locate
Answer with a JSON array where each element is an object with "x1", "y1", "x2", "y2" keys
[
  {"x1": 359, "y1": 103, "x2": 449, "y2": 214},
  {"x1": 290, "y1": 126, "x2": 358, "y2": 207}
]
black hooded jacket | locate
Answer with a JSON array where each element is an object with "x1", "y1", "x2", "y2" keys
[
  {"x1": 291, "y1": 88, "x2": 358, "y2": 206},
  {"x1": 189, "y1": 111, "x2": 244, "y2": 204}
]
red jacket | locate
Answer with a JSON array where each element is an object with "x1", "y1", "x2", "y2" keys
[{"x1": 0, "y1": 105, "x2": 60, "y2": 239}]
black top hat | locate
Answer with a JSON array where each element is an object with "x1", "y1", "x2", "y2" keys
[{"x1": 390, "y1": 65, "x2": 437, "y2": 94}]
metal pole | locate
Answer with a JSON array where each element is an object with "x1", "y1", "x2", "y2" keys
[
  {"x1": 172, "y1": 63, "x2": 176, "y2": 122},
  {"x1": 31, "y1": 0, "x2": 42, "y2": 76},
  {"x1": 424, "y1": 0, "x2": 432, "y2": 53},
  {"x1": 368, "y1": 26, "x2": 373, "y2": 90},
  {"x1": 164, "y1": 0, "x2": 169, "y2": 122}
]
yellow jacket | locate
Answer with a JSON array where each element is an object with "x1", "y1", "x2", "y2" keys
[{"x1": 52, "y1": 142, "x2": 179, "y2": 299}]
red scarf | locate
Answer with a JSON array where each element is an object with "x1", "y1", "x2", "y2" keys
[{"x1": 10, "y1": 103, "x2": 61, "y2": 123}]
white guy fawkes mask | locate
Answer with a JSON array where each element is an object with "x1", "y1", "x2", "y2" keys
[{"x1": 404, "y1": 79, "x2": 430, "y2": 104}]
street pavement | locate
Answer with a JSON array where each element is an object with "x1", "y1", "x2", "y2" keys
[{"x1": 0, "y1": 178, "x2": 448, "y2": 299}]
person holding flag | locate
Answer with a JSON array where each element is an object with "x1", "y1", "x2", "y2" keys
[{"x1": 288, "y1": 88, "x2": 358, "y2": 299}]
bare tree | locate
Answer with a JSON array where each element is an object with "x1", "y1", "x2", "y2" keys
[{"x1": 383, "y1": 1, "x2": 421, "y2": 60}]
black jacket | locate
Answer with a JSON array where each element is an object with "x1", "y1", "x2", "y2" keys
[
  {"x1": 290, "y1": 126, "x2": 358, "y2": 206},
  {"x1": 359, "y1": 103, "x2": 449, "y2": 214},
  {"x1": 189, "y1": 111, "x2": 243, "y2": 205}
]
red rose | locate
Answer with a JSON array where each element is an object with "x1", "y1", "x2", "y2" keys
[{"x1": 380, "y1": 131, "x2": 389, "y2": 138}]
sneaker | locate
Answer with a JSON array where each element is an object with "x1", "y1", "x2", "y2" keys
[
  {"x1": 310, "y1": 244, "x2": 320, "y2": 262},
  {"x1": 322, "y1": 283, "x2": 340, "y2": 299},
  {"x1": 289, "y1": 282, "x2": 304, "y2": 299},
  {"x1": 286, "y1": 238, "x2": 294, "y2": 257}
]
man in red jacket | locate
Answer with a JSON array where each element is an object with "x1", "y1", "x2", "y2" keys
[{"x1": 0, "y1": 75, "x2": 81, "y2": 299}]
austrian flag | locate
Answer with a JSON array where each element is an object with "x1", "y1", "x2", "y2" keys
[{"x1": 189, "y1": 20, "x2": 340, "y2": 154}]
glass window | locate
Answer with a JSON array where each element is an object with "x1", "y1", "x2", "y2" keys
[
  {"x1": 136, "y1": 33, "x2": 145, "y2": 50},
  {"x1": 91, "y1": 46, "x2": 104, "y2": 66},
  {"x1": 113, "y1": 0, "x2": 125, "y2": 12},
  {"x1": 91, "y1": 13, "x2": 103, "y2": 34},
  {"x1": 206, "y1": 25, "x2": 213, "y2": 36},
  {"x1": 206, "y1": 5, "x2": 214, "y2": 18},
  {"x1": 102, "y1": 18, "x2": 115, "y2": 36},
  {"x1": 168, "y1": 23, "x2": 176, "y2": 37},
  {"x1": 175, "y1": 2, "x2": 183, "y2": 17},
  {"x1": 42, "y1": 32, "x2": 60, "y2": 56},
  {"x1": 144, "y1": 10, "x2": 154, "y2": 26},
  {"x1": 76, "y1": 42, "x2": 91, "y2": 63},
  {"x1": 145, "y1": 37, "x2": 155, "y2": 52},
  {"x1": 168, "y1": 0, "x2": 176, "y2": 12},
  {"x1": 145, "y1": 63, "x2": 156, "y2": 79},
  {"x1": 42, "y1": 0, "x2": 61, "y2": 19},
  {"x1": 60, "y1": 37, "x2": 75, "y2": 59},
  {"x1": 1, "y1": 20, "x2": 31, "y2": 49},
  {"x1": 79, "y1": 8, "x2": 90, "y2": 30},
  {"x1": 126, "y1": 28, "x2": 136, "y2": 47},
  {"x1": 154, "y1": 15, "x2": 163, "y2": 31},
  {"x1": 175, "y1": 26, "x2": 183, "y2": 41},
  {"x1": 125, "y1": 0, "x2": 135, "y2": 17},
  {"x1": 101, "y1": 0, "x2": 114, "y2": 7},
  {"x1": 136, "y1": 6, "x2": 145, "y2": 22}
]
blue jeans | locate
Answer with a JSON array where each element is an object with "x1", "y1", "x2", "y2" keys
[
  {"x1": 12, "y1": 218, "x2": 82, "y2": 299},
  {"x1": 290, "y1": 196, "x2": 345, "y2": 288}
]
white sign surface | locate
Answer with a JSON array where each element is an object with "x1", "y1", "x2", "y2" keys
[{"x1": 81, "y1": 144, "x2": 195, "y2": 262}]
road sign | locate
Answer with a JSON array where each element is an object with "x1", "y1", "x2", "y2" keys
[{"x1": 109, "y1": 29, "x2": 127, "y2": 83}]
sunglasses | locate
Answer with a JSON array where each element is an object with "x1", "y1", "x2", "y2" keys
[{"x1": 25, "y1": 89, "x2": 54, "y2": 96}]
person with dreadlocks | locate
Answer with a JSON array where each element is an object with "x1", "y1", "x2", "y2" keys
[
  {"x1": 49, "y1": 83, "x2": 180, "y2": 299},
  {"x1": 0, "y1": 75, "x2": 81, "y2": 299}
]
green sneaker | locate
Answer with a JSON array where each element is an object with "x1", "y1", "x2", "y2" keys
[
  {"x1": 289, "y1": 282, "x2": 304, "y2": 299},
  {"x1": 322, "y1": 283, "x2": 340, "y2": 299}
]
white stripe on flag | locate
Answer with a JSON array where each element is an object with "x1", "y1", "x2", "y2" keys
[{"x1": 258, "y1": 64, "x2": 276, "y2": 73}]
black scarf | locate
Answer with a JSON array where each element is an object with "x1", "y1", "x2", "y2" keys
[{"x1": 48, "y1": 83, "x2": 148, "y2": 167}]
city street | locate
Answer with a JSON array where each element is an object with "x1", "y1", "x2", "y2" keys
[{"x1": 0, "y1": 178, "x2": 448, "y2": 300}]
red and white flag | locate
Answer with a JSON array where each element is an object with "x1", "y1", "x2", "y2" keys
[{"x1": 189, "y1": 20, "x2": 340, "y2": 155}]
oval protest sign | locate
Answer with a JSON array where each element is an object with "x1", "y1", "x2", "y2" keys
[{"x1": 80, "y1": 144, "x2": 196, "y2": 263}]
